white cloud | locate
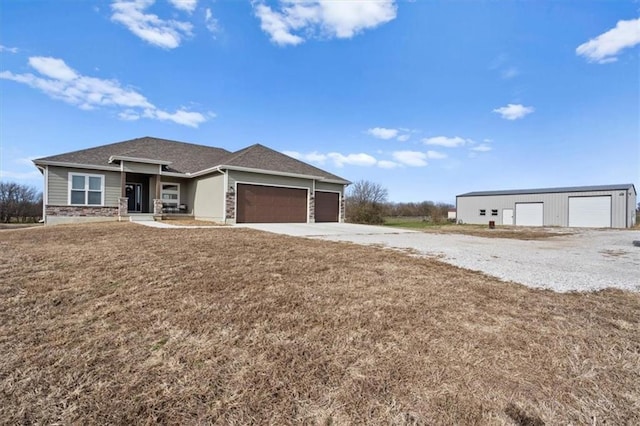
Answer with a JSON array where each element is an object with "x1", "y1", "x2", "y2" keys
[
  {"x1": 15, "y1": 157, "x2": 39, "y2": 166},
  {"x1": 253, "y1": 0, "x2": 397, "y2": 46},
  {"x1": 423, "y1": 136, "x2": 467, "y2": 148},
  {"x1": 328, "y1": 152, "x2": 377, "y2": 167},
  {"x1": 168, "y1": 0, "x2": 197, "y2": 13},
  {"x1": 396, "y1": 134, "x2": 410, "y2": 142},
  {"x1": 471, "y1": 144, "x2": 492, "y2": 152},
  {"x1": 426, "y1": 150, "x2": 447, "y2": 159},
  {"x1": 576, "y1": 18, "x2": 640, "y2": 64},
  {"x1": 283, "y1": 150, "x2": 327, "y2": 164},
  {"x1": 0, "y1": 56, "x2": 209, "y2": 127},
  {"x1": 493, "y1": 103, "x2": 534, "y2": 120},
  {"x1": 0, "y1": 45, "x2": 19, "y2": 54},
  {"x1": 392, "y1": 150, "x2": 427, "y2": 167},
  {"x1": 111, "y1": 0, "x2": 193, "y2": 49},
  {"x1": 205, "y1": 8, "x2": 219, "y2": 34},
  {"x1": 377, "y1": 160, "x2": 399, "y2": 169},
  {"x1": 367, "y1": 127, "x2": 399, "y2": 140}
]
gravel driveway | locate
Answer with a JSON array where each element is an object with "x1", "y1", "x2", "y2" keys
[{"x1": 239, "y1": 223, "x2": 640, "y2": 292}]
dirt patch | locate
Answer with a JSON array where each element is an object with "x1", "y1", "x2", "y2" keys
[
  {"x1": 1, "y1": 222, "x2": 639, "y2": 424},
  {"x1": 385, "y1": 221, "x2": 571, "y2": 240}
]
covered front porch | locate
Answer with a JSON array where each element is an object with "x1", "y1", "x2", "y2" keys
[{"x1": 118, "y1": 172, "x2": 193, "y2": 218}]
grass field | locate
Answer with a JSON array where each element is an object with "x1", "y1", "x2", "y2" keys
[
  {"x1": 383, "y1": 217, "x2": 572, "y2": 240},
  {"x1": 1, "y1": 223, "x2": 639, "y2": 424}
]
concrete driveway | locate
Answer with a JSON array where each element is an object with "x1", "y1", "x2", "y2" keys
[{"x1": 236, "y1": 223, "x2": 640, "y2": 293}]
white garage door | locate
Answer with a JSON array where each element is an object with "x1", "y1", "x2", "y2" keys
[
  {"x1": 568, "y1": 196, "x2": 611, "y2": 228},
  {"x1": 515, "y1": 203, "x2": 543, "y2": 226}
]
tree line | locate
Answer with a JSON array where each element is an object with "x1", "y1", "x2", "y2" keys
[
  {"x1": 0, "y1": 181, "x2": 43, "y2": 223},
  {"x1": 345, "y1": 180, "x2": 454, "y2": 225}
]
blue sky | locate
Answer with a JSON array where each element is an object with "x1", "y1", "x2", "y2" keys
[{"x1": 1, "y1": 0, "x2": 638, "y2": 203}]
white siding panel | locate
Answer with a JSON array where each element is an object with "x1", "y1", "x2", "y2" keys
[
  {"x1": 568, "y1": 196, "x2": 611, "y2": 228},
  {"x1": 515, "y1": 203, "x2": 543, "y2": 226}
]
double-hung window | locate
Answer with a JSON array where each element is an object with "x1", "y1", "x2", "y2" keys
[{"x1": 69, "y1": 173, "x2": 104, "y2": 205}]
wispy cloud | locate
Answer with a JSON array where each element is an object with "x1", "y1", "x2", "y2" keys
[
  {"x1": 0, "y1": 170, "x2": 42, "y2": 180},
  {"x1": 284, "y1": 150, "x2": 399, "y2": 169},
  {"x1": 501, "y1": 66, "x2": 519, "y2": 79},
  {"x1": 576, "y1": 18, "x2": 640, "y2": 64},
  {"x1": 111, "y1": 0, "x2": 193, "y2": 49},
  {"x1": 253, "y1": 0, "x2": 397, "y2": 46},
  {"x1": 470, "y1": 144, "x2": 492, "y2": 152},
  {"x1": 426, "y1": 150, "x2": 447, "y2": 159},
  {"x1": 367, "y1": 126, "x2": 412, "y2": 141},
  {"x1": 493, "y1": 103, "x2": 534, "y2": 120},
  {"x1": 205, "y1": 8, "x2": 219, "y2": 35},
  {"x1": 423, "y1": 136, "x2": 467, "y2": 148},
  {"x1": 392, "y1": 150, "x2": 427, "y2": 167},
  {"x1": 168, "y1": 0, "x2": 197, "y2": 13},
  {"x1": 0, "y1": 45, "x2": 19, "y2": 54},
  {"x1": 0, "y1": 56, "x2": 209, "y2": 127}
]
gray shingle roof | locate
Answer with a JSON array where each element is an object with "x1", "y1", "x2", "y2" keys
[
  {"x1": 219, "y1": 144, "x2": 348, "y2": 183},
  {"x1": 34, "y1": 136, "x2": 349, "y2": 183},
  {"x1": 458, "y1": 184, "x2": 636, "y2": 197}
]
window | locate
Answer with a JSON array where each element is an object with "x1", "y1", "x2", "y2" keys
[
  {"x1": 69, "y1": 173, "x2": 104, "y2": 205},
  {"x1": 161, "y1": 183, "x2": 180, "y2": 209},
  {"x1": 479, "y1": 209, "x2": 486, "y2": 216},
  {"x1": 491, "y1": 209, "x2": 498, "y2": 216}
]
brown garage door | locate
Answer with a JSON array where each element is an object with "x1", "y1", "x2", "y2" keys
[
  {"x1": 236, "y1": 184, "x2": 307, "y2": 223},
  {"x1": 315, "y1": 191, "x2": 340, "y2": 222}
]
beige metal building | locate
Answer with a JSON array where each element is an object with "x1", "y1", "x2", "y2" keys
[{"x1": 456, "y1": 184, "x2": 637, "y2": 228}]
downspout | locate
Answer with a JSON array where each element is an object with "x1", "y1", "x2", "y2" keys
[{"x1": 223, "y1": 169, "x2": 228, "y2": 222}]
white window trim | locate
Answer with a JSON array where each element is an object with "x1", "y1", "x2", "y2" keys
[
  {"x1": 68, "y1": 172, "x2": 105, "y2": 206},
  {"x1": 161, "y1": 182, "x2": 180, "y2": 207}
]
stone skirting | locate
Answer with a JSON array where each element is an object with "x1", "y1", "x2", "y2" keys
[
  {"x1": 225, "y1": 192, "x2": 236, "y2": 220},
  {"x1": 340, "y1": 196, "x2": 345, "y2": 222},
  {"x1": 153, "y1": 199, "x2": 163, "y2": 215},
  {"x1": 118, "y1": 197, "x2": 128, "y2": 217},
  {"x1": 308, "y1": 193, "x2": 315, "y2": 223},
  {"x1": 46, "y1": 205, "x2": 119, "y2": 217}
]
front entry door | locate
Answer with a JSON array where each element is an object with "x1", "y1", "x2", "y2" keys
[{"x1": 126, "y1": 183, "x2": 143, "y2": 212}]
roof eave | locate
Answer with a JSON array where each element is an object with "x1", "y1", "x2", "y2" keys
[{"x1": 32, "y1": 159, "x2": 121, "y2": 172}]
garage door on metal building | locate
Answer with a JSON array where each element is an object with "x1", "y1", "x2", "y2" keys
[
  {"x1": 515, "y1": 203, "x2": 543, "y2": 226},
  {"x1": 236, "y1": 184, "x2": 307, "y2": 223},
  {"x1": 314, "y1": 191, "x2": 340, "y2": 222},
  {"x1": 568, "y1": 196, "x2": 611, "y2": 228}
]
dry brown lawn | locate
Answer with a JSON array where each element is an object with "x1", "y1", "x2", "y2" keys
[{"x1": 1, "y1": 223, "x2": 639, "y2": 425}]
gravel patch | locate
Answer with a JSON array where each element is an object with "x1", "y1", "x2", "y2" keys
[{"x1": 312, "y1": 229, "x2": 640, "y2": 292}]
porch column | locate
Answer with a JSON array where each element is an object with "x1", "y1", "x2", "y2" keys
[
  {"x1": 121, "y1": 171, "x2": 127, "y2": 197},
  {"x1": 153, "y1": 175, "x2": 162, "y2": 216}
]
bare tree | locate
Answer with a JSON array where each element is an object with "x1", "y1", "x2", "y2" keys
[
  {"x1": 0, "y1": 181, "x2": 42, "y2": 223},
  {"x1": 345, "y1": 180, "x2": 388, "y2": 224}
]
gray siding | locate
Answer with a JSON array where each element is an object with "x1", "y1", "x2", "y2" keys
[
  {"x1": 122, "y1": 161, "x2": 159, "y2": 174},
  {"x1": 47, "y1": 166, "x2": 121, "y2": 206},
  {"x1": 315, "y1": 181, "x2": 345, "y2": 194},
  {"x1": 192, "y1": 173, "x2": 225, "y2": 221},
  {"x1": 457, "y1": 189, "x2": 632, "y2": 228},
  {"x1": 627, "y1": 188, "x2": 637, "y2": 227}
]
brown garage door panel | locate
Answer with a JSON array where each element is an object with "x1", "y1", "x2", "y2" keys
[
  {"x1": 237, "y1": 184, "x2": 307, "y2": 223},
  {"x1": 315, "y1": 191, "x2": 340, "y2": 222}
]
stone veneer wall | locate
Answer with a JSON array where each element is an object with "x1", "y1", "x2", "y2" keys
[
  {"x1": 46, "y1": 205, "x2": 119, "y2": 217},
  {"x1": 308, "y1": 193, "x2": 315, "y2": 223},
  {"x1": 225, "y1": 192, "x2": 236, "y2": 220},
  {"x1": 340, "y1": 196, "x2": 345, "y2": 222}
]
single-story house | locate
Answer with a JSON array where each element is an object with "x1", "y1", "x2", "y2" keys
[
  {"x1": 33, "y1": 136, "x2": 350, "y2": 225},
  {"x1": 456, "y1": 184, "x2": 637, "y2": 228}
]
